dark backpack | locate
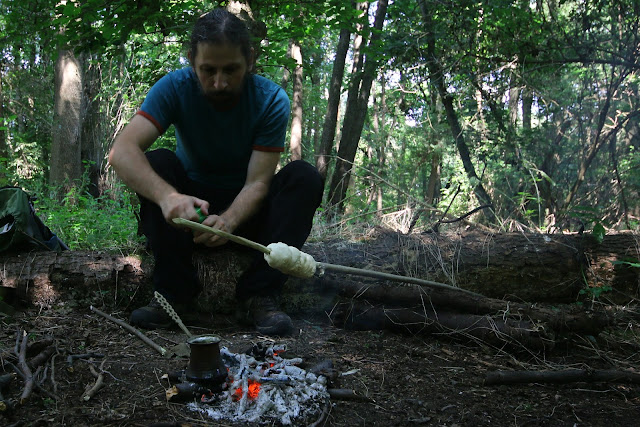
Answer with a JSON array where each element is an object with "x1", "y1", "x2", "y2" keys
[{"x1": 0, "y1": 186, "x2": 69, "y2": 253}]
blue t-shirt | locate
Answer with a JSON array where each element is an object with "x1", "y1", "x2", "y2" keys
[{"x1": 138, "y1": 68, "x2": 290, "y2": 190}]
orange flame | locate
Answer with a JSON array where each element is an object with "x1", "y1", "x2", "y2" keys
[
  {"x1": 232, "y1": 379, "x2": 261, "y2": 401},
  {"x1": 248, "y1": 380, "x2": 261, "y2": 399}
]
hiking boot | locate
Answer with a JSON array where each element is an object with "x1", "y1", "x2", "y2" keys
[
  {"x1": 129, "y1": 296, "x2": 191, "y2": 330},
  {"x1": 239, "y1": 296, "x2": 293, "y2": 336}
]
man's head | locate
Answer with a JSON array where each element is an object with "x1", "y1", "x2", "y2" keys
[{"x1": 189, "y1": 9, "x2": 255, "y2": 110}]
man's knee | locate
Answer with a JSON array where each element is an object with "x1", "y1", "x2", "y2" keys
[
  {"x1": 280, "y1": 160, "x2": 323, "y2": 194},
  {"x1": 145, "y1": 149, "x2": 188, "y2": 186},
  {"x1": 145, "y1": 148, "x2": 179, "y2": 170}
]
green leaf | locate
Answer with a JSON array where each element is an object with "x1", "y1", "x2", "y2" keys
[
  {"x1": 612, "y1": 260, "x2": 640, "y2": 268},
  {"x1": 592, "y1": 223, "x2": 605, "y2": 244}
]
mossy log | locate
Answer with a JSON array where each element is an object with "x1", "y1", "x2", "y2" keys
[{"x1": 0, "y1": 230, "x2": 637, "y2": 316}]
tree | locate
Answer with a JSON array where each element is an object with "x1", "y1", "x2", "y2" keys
[
  {"x1": 289, "y1": 40, "x2": 304, "y2": 161},
  {"x1": 317, "y1": 26, "x2": 351, "y2": 181},
  {"x1": 418, "y1": 0, "x2": 497, "y2": 222},
  {"x1": 327, "y1": 0, "x2": 389, "y2": 215},
  {"x1": 50, "y1": 43, "x2": 84, "y2": 194}
]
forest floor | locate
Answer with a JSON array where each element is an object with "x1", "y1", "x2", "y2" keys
[{"x1": 1, "y1": 295, "x2": 640, "y2": 427}]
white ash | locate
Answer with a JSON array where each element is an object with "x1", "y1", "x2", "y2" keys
[{"x1": 186, "y1": 344, "x2": 329, "y2": 425}]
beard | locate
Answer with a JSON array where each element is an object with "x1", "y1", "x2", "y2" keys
[{"x1": 202, "y1": 77, "x2": 246, "y2": 111}]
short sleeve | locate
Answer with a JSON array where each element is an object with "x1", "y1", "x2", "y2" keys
[
  {"x1": 252, "y1": 87, "x2": 290, "y2": 152},
  {"x1": 137, "y1": 74, "x2": 178, "y2": 134}
]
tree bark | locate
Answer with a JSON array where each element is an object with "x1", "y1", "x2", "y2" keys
[
  {"x1": 0, "y1": 59, "x2": 6, "y2": 178},
  {"x1": 317, "y1": 26, "x2": 351, "y2": 181},
  {"x1": 80, "y1": 53, "x2": 103, "y2": 197},
  {"x1": 289, "y1": 40, "x2": 303, "y2": 161},
  {"x1": 328, "y1": 0, "x2": 388, "y2": 215},
  {"x1": 0, "y1": 251, "x2": 146, "y2": 308},
  {"x1": 50, "y1": 48, "x2": 83, "y2": 193},
  {"x1": 522, "y1": 87, "x2": 532, "y2": 131},
  {"x1": 1, "y1": 231, "x2": 637, "y2": 310}
]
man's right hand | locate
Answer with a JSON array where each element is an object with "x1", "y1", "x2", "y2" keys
[{"x1": 159, "y1": 193, "x2": 210, "y2": 225}]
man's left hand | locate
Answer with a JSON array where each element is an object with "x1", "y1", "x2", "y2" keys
[{"x1": 193, "y1": 214, "x2": 234, "y2": 247}]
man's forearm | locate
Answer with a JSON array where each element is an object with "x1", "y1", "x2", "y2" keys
[{"x1": 109, "y1": 144, "x2": 177, "y2": 205}]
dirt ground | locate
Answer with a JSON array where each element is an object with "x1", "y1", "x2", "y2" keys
[{"x1": 1, "y1": 295, "x2": 640, "y2": 427}]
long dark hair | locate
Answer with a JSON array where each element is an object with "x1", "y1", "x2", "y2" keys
[{"x1": 190, "y1": 9, "x2": 253, "y2": 65}]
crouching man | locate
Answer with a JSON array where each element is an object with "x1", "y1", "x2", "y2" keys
[{"x1": 108, "y1": 9, "x2": 323, "y2": 336}]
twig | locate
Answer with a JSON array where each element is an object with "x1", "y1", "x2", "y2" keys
[
  {"x1": 66, "y1": 353, "x2": 105, "y2": 372},
  {"x1": 8, "y1": 362, "x2": 57, "y2": 401},
  {"x1": 50, "y1": 351, "x2": 59, "y2": 394},
  {"x1": 16, "y1": 330, "x2": 35, "y2": 404},
  {"x1": 308, "y1": 399, "x2": 331, "y2": 427},
  {"x1": 29, "y1": 345, "x2": 56, "y2": 371},
  {"x1": 82, "y1": 359, "x2": 107, "y2": 401},
  {"x1": 89, "y1": 306, "x2": 168, "y2": 356}
]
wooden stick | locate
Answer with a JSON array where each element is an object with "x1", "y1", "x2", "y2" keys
[
  {"x1": 316, "y1": 262, "x2": 483, "y2": 297},
  {"x1": 82, "y1": 359, "x2": 107, "y2": 401},
  {"x1": 16, "y1": 330, "x2": 35, "y2": 404},
  {"x1": 89, "y1": 306, "x2": 168, "y2": 356},
  {"x1": 173, "y1": 218, "x2": 270, "y2": 253},
  {"x1": 173, "y1": 218, "x2": 481, "y2": 297}
]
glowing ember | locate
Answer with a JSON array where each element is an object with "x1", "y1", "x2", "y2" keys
[
  {"x1": 186, "y1": 344, "x2": 329, "y2": 425},
  {"x1": 248, "y1": 380, "x2": 260, "y2": 399},
  {"x1": 232, "y1": 379, "x2": 261, "y2": 401}
]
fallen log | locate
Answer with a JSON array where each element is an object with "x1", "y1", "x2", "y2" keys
[
  {"x1": 319, "y1": 278, "x2": 611, "y2": 335},
  {"x1": 484, "y1": 368, "x2": 640, "y2": 385},
  {"x1": 0, "y1": 251, "x2": 146, "y2": 308},
  {"x1": 329, "y1": 301, "x2": 555, "y2": 352},
  {"x1": 1, "y1": 232, "x2": 638, "y2": 307}
]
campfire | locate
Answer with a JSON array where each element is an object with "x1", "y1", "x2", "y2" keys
[{"x1": 166, "y1": 338, "x2": 329, "y2": 425}]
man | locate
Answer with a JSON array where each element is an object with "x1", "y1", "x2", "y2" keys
[{"x1": 108, "y1": 9, "x2": 323, "y2": 336}]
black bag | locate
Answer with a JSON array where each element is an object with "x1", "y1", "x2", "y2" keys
[{"x1": 0, "y1": 186, "x2": 69, "y2": 253}]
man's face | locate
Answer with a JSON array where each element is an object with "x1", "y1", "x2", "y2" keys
[{"x1": 191, "y1": 42, "x2": 251, "y2": 110}]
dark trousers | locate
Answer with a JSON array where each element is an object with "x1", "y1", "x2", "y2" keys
[{"x1": 139, "y1": 149, "x2": 324, "y2": 304}]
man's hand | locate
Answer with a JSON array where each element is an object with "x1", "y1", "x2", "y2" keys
[
  {"x1": 159, "y1": 193, "x2": 210, "y2": 225},
  {"x1": 193, "y1": 214, "x2": 234, "y2": 247}
]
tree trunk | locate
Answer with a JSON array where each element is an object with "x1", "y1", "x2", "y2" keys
[
  {"x1": 522, "y1": 87, "x2": 533, "y2": 131},
  {"x1": 0, "y1": 60, "x2": 6, "y2": 174},
  {"x1": 508, "y1": 74, "x2": 520, "y2": 127},
  {"x1": 563, "y1": 73, "x2": 637, "y2": 210},
  {"x1": 289, "y1": 40, "x2": 303, "y2": 161},
  {"x1": 80, "y1": 54, "x2": 103, "y2": 197},
  {"x1": 2, "y1": 231, "x2": 638, "y2": 310},
  {"x1": 425, "y1": 153, "x2": 441, "y2": 206},
  {"x1": 327, "y1": 0, "x2": 388, "y2": 215},
  {"x1": 317, "y1": 27, "x2": 352, "y2": 181},
  {"x1": 50, "y1": 48, "x2": 83, "y2": 194}
]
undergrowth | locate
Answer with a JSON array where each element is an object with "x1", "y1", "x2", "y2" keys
[{"x1": 33, "y1": 182, "x2": 144, "y2": 253}]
